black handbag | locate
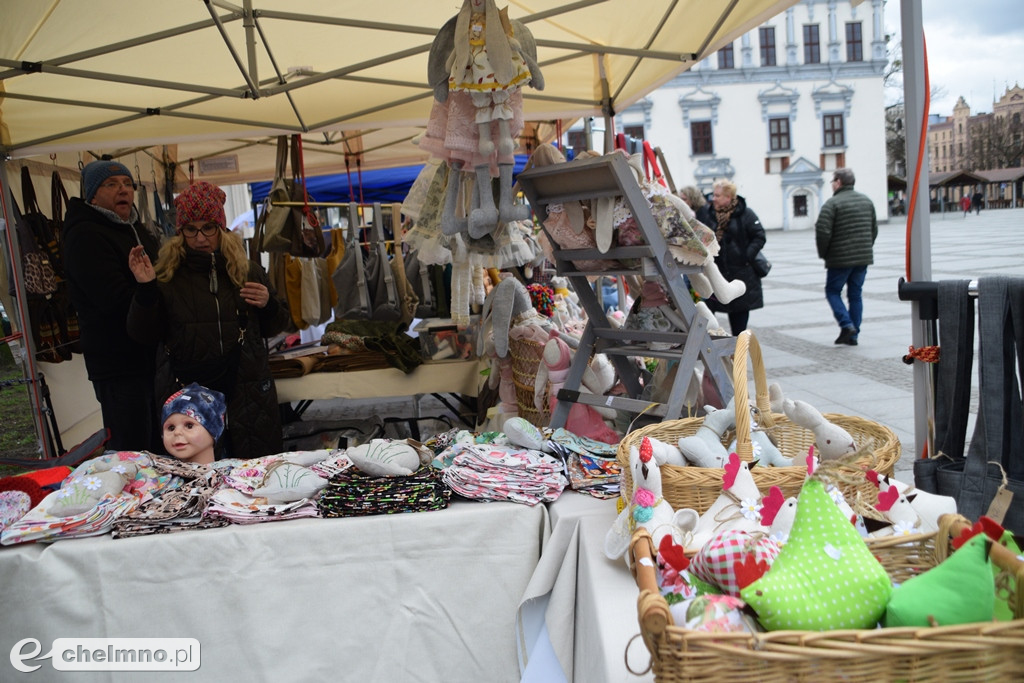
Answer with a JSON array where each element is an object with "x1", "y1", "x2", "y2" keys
[{"x1": 751, "y1": 250, "x2": 772, "y2": 278}]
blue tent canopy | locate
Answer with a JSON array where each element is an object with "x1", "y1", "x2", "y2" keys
[{"x1": 250, "y1": 155, "x2": 529, "y2": 205}]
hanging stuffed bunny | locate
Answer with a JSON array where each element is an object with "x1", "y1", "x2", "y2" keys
[{"x1": 426, "y1": 0, "x2": 544, "y2": 238}]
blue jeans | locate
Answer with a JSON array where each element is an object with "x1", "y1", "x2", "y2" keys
[{"x1": 825, "y1": 266, "x2": 867, "y2": 338}]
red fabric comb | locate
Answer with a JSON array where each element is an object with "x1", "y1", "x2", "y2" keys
[
  {"x1": 723, "y1": 452, "x2": 740, "y2": 489},
  {"x1": 658, "y1": 534, "x2": 689, "y2": 572},
  {"x1": 759, "y1": 486, "x2": 785, "y2": 526},
  {"x1": 734, "y1": 554, "x2": 771, "y2": 590}
]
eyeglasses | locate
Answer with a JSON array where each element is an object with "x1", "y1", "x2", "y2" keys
[
  {"x1": 180, "y1": 222, "x2": 221, "y2": 238},
  {"x1": 98, "y1": 178, "x2": 135, "y2": 192}
]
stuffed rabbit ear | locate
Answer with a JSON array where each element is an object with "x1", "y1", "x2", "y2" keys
[
  {"x1": 593, "y1": 196, "x2": 616, "y2": 252},
  {"x1": 476, "y1": 283, "x2": 499, "y2": 357},
  {"x1": 487, "y1": 278, "x2": 519, "y2": 358},
  {"x1": 564, "y1": 201, "x2": 585, "y2": 234}
]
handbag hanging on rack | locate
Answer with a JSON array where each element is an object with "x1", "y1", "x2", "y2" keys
[
  {"x1": 332, "y1": 203, "x2": 402, "y2": 322},
  {"x1": 255, "y1": 135, "x2": 325, "y2": 258}
]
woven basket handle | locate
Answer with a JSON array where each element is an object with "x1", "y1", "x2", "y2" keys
[
  {"x1": 629, "y1": 529, "x2": 674, "y2": 635},
  {"x1": 732, "y1": 331, "x2": 774, "y2": 461}
]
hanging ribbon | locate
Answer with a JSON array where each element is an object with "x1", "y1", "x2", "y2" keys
[
  {"x1": 345, "y1": 155, "x2": 356, "y2": 204},
  {"x1": 904, "y1": 31, "x2": 930, "y2": 282},
  {"x1": 642, "y1": 141, "x2": 668, "y2": 187},
  {"x1": 356, "y1": 157, "x2": 364, "y2": 205},
  {"x1": 293, "y1": 135, "x2": 319, "y2": 229}
]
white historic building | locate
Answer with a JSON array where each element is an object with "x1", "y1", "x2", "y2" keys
[{"x1": 573, "y1": 0, "x2": 890, "y2": 230}]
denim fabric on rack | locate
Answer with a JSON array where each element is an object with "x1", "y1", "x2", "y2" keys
[{"x1": 927, "y1": 276, "x2": 1024, "y2": 532}]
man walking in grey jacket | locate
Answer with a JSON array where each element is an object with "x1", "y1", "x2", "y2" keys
[{"x1": 815, "y1": 168, "x2": 877, "y2": 346}]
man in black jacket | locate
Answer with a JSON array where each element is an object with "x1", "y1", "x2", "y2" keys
[
  {"x1": 815, "y1": 167, "x2": 877, "y2": 346},
  {"x1": 63, "y1": 159, "x2": 162, "y2": 450}
]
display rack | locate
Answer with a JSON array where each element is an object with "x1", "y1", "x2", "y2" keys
[{"x1": 516, "y1": 152, "x2": 735, "y2": 425}]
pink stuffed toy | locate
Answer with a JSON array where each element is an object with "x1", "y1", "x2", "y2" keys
[{"x1": 534, "y1": 331, "x2": 619, "y2": 444}]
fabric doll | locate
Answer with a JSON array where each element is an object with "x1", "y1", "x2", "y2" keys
[
  {"x1": 677, "y1": 403, "x2": 732, "y2": 468},
  {"x1": 533, "y1": 331, "x2": 620, "y2": 444},
  {"x1": 161, "y1": 383, "x2": 227, "y2": 466},
  {"x1": 686, "y1": 453, "x2": 764, "y2": 552},
  {"x1": 605, "y1": 437, "x2": 699, "y2": 565},
  {"x1": 426, "y1": 0, "x2": 544, "y2": 237},
  {"x1": 769, "y1": 383, "x2": 856, "y2": 460},
  {"x1": 866, "y1": 470, "x2": 957, "y2": 534}
]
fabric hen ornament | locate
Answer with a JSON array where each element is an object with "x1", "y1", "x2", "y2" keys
[{"x1": 740, "y1": 477, "x2": 892, "y2": 630}]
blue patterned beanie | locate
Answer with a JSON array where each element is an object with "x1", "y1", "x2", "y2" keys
[{"x1": 161, "y1": 383, "x2": 227, "y2": 442}]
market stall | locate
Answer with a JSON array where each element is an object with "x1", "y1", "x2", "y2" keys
[{"x1": 1, "y1": 0, "x2": 806, "y2": 454}]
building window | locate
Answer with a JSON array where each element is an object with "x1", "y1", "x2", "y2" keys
[
  {"x1": 691, "y1": 121, "x2": 713, "y2": 155},
  {"x1": 794, "y1": 194, "x2": 808, "y2": 217},
  {"x1": 759, "y1": 27, "x2": 777, "y2": 66},
  {"x1": 846, "y1": 22, "x2": 863, "y2": 62},
  {"x1": 623, "y1": 124, "x2": 645, "y2": 143},
  {"x1": 769, "y1": 117, "x2": 790, "y2": 151},
  {"x1": 803, "y1": 25, "x2": 820, "y2": 64},
  {"x1": 823, "y1": 114, "x2": 845, "y2": 147},
  {"x1": 717, "y1": 43, "x2": 734, "y2": 69}
]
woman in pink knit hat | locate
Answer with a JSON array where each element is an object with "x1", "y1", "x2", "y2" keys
[{"x1": 126, "y1": 181, "x2": 291, "y2": 460}]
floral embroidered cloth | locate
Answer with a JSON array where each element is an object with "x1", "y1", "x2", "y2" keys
[{"x1": 0, "y1": 452, "x2": 170, "y2": 545}]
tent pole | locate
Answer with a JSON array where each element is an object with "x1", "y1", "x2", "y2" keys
[
  {"x1": 206, "y1": 0, "x2": 260, "y2": 98},
  {"x1": 0, "y1": 160, "x2": 58, "y2": 459},
  {"x1": 900, "y1": 0, "x2": 934, "y2": 462}
]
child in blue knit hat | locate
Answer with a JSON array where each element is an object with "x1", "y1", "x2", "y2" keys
[{"x1": 161, "y1": 383, "x2": 227, "y2": 465}]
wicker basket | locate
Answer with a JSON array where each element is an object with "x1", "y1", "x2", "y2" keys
[
  {"x1": 628, "y1": 515, "x2": 1024, "y2": 682},
  {"x1": 618, "y1": 330, "x2": 901, "y2": 513},
  {"x1": 508, "y1": 337, "x2": 550, "y2": 428}
]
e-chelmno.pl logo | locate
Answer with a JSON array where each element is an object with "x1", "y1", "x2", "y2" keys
[{"x1": 10, "y1": 638, "x2": 200, "y2": 673}]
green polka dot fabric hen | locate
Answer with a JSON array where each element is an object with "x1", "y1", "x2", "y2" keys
[{"x1": 741, "y1": 478, "x2": 892, "y2": 631}]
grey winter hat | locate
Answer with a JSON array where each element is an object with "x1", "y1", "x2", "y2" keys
[{"x1": 82, "y1": 159, "x2": 135, "y2": 202}]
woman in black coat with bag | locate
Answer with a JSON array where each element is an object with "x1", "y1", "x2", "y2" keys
[
  {"x1": 127, "y1": 181, "x2": 291, "y2": 460},
  {"x1": 696, "y1": 179, "x2": 767, "y2": 335}
]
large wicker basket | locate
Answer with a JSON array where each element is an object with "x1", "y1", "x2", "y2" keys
[
  {"x1": 508, "y1": 337, "x2": 550, "y2": 428},
  {"x1": 618, "y1": 330, "x2": 901, "y2": 513},
  {"x1": 628, "y1": 515, "x2": 1024, "y2": 682}
]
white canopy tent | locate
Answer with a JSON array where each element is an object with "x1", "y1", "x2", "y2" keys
[
  {"x1": 1, "y1": 0, "x2": 934, "y2": 465},
  {"x1": 1, "y1": 0, "x2": 800, "y2": 184}
]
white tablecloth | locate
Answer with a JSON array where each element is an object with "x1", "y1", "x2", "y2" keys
[
  {"x1": 519, "y1": 493, "x2": 655, "y2": 683},
  {"x1": 274, "y1": 360, "x2": 484, "y2": 403},
  {"x1": 0, "y1": 500, "x2": 547, "y2": 682}
]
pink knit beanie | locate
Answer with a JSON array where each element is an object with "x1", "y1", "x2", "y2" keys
[{"x1": 174, "y1": 181, "x2": 227, "y2": 229}]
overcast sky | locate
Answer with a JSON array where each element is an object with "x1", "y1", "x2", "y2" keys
[{"x1": 883, "y1": 0, "x2": 1024, "y2": 116}]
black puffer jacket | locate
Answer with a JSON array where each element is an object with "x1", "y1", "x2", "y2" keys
[
  {"x1": 63, "y1": 198, "x2": 161, "y2": 381},
  {"x1": 697, "y1": 195, "x2": 766, "y2": 313},
  {"x1": 128, "y1": 248, "x2": 290, "y2": 460}
]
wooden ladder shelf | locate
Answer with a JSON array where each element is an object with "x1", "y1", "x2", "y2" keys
[{"x1": 516, "y1": 152, "x2": 735, "y2": 425}]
